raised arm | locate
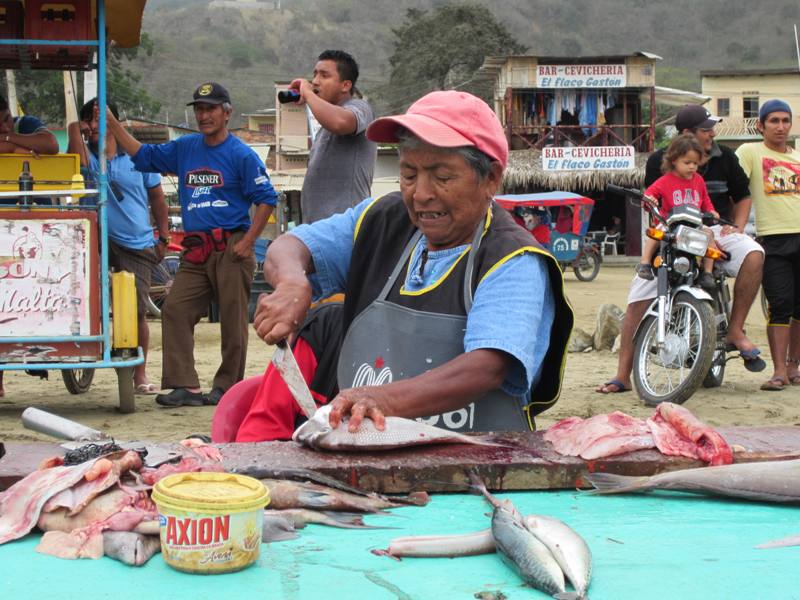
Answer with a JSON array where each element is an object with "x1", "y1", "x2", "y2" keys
[{"x1": 106, "y1": 109, "x2": 142, "y2": 158}]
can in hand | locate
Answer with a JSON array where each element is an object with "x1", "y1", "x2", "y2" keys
[{"x1": 277, "y1": 90, "x2": 301, "y2": 104}]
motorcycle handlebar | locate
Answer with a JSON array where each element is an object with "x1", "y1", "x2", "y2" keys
[{"x1": 605, "y1": 184, "x2": 643, "y2": 199}]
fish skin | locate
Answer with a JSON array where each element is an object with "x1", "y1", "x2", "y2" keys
[
  {"x1": 586, "y1": 458, "x2": 800, "y2": 503},
  {"x1": 523, "y1": 515, "x2": 592, "y2": 598},
  {"x1": 293, "y1": 405, "x2": 499, "y2": 452},
  {"x1": 102, "y1": 532, "x2": 160, "y2": 566}
]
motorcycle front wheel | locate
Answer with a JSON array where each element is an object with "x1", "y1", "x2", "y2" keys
[
  {"x1": 572, "y1": 249, "x2": 601, "y2": 282},
  {"x1": 633, "y1": 292, "x2": 716, "y2": 406}
]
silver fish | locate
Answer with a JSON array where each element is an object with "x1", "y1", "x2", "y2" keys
[
  {"x1": 263, "y1": 508, "x2": 388, "y2": 530},
  {"x1": 260, "y1": 478, "x2": 428, "y2": 512},
  {"x1": 756, "y1": 534, "x2": 800, "y2": 549},
  {"x1": 471, "y1": 475, "x2": 586, "y2": 600},
  {"x1": 492, "y1": 499, "x2": 568, "y2": 597},
  {"x1": 293, "y1": 404, "x2": 499, "y2": 451},
  {"x1": 102, "y1": 532, "x2": 160, "y2": 566},
  {"x1": 372, "y1": 529, "x2": 496, "y2": 559},
  {"x1": 522, "y1": 515, "x2": 592, "y2": 599},
  {"x1": 262, "y1": 514, "x2": 298, "y2": 543},
  {"x1": 586, "y1": 459, "x2": 800, "y2": 503}
]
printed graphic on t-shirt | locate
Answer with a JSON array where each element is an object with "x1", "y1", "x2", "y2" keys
[
  {"x1": 671, "y1": 188, "x2": 701, "y2": 207},
  {"x1": 185, "y1": 168, "x2": 224, "y2": 188},
  {"x1": 761, "y1": 158, "x2": 800, "y2": 195}
]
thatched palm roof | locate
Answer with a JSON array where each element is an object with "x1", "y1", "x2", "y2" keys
[{"x1": 503, "y1": 149, "x2": 648, "y2": 192}]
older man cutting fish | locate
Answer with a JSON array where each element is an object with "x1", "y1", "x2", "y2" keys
[{"x1": 236, "y1": 90, "x2": 572, "y2": 440}]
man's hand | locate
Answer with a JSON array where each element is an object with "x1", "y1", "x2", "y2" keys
[
  {"x1": 154, "y1": 241, "x2": 167, "y2": 262},
  {"x1": 288, "y1": 78, "x2": 314, "y2": 105},
  {"x1": 253, "y1": 278, "x2": 312, "y2": 345},
  {"x1": 720, "y1": 223, "x2": 742, "y2": 236},
  {"x1": 231, "y1": 236, "x2": 254, "y2": 261},
  {"x1": 328, "y1": 387, "x2": 392, "y2": 432}
]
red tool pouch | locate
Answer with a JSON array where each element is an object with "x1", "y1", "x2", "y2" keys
[
  {"x1": 181, "y1": 233, "x2": 212, "y2": 265},
  {"x1": 210, "y1": 228, "x2": 228, "y2": 252}
]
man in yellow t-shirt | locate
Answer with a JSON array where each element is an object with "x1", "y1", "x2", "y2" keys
[{"x1": 736, "y1": 99, "x2": 800, "y2": 391}]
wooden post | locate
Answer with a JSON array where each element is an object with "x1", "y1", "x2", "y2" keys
[
  {"x1": 648, "y1": 86, "x2": 656, "y2": 152},
  {"x1": 504, "y1": 87, "x2": 513, "y2": 150}
]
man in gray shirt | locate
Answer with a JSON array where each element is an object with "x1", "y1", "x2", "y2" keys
[{"x1": 289, "y1": 50, "x2": 376, "y2": 223}]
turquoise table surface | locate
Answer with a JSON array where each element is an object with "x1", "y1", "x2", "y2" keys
[{"x1": 1, "y1": 490, "x2": 798, "y2": 600}]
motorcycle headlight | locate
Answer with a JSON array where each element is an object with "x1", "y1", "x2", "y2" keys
[
  {"x1": 673, "y1": 225, "x2": 710, "y2": 257},
  {"x1": 673, "y1": 256, "x2": 692, "y2": 274}
]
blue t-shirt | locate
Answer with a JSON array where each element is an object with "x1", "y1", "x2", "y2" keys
[
  {"x1": 132, "y1": 133, "x2": 277, "y2": 233},
  {"x1": 13, "y1": 115, "x2": 46, "y2": 135},
  {"x1": 87, "y1": 150, "x2": 162, "y2": 250},
  {"x1": 290, "y1": 197, "x2": 556, "y2": 400}
]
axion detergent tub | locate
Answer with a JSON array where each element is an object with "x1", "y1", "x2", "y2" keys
[{"x1": 152, "y1": 472, "x2": 269, "y2": 574}]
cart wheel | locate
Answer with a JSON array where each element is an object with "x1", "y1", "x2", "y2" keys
[
  {"x1": 116, "y1": 366, "x2": 135, "y2": 413},
  {"x1": 573, "y1": 250, "x2": 601, "y2": 282},
  {"x1": 61, "y1": 369, "x2": 95, "y2": 394},
  {"x1": 148, "y1": 255, "x2": 180, "y2": 318}
]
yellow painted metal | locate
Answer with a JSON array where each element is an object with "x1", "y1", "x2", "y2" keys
[
  {"x1": 0, "y1": 153, "x2": 81, "y2": 191},
  {"x1": 111, "y1": 270, "x2": 138, "y2": 349}
]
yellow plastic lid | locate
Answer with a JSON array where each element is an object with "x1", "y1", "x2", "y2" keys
[{"x1": 152, "y1": 472, "x2": 269, "y2": 513}]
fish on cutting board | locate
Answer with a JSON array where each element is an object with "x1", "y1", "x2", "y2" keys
[{"x1": 293, "y1": 404, "x2": 501, "y2": 451}]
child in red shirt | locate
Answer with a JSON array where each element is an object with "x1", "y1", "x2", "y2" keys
[{"x1": 638, "y1": 133, "x2": 719, "y2": 290}]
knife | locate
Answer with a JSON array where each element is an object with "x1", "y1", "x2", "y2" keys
[
  {"x1": 272, "y1": 339, "x2": 318, "y2": 419},
  {"x1": 21, "y1": 407, "x2": 183, "y2": 467}
]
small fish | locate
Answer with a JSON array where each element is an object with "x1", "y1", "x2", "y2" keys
[
  {"x1": 102, "y1": 532, "x2": 160, "y2": 566},
  {"x1": 372, "y1": 529, "x2": 496, "y2": 560},
  {"x1": 263, "y1": 508, "x2": 388, "y2": 530},
  {"x1": 293, "y1": 404, "x2": 500, "y2": 452},
  {"x1": 755, "y1": 534, "x2": 800, "y2": 549},
  {"x1": 470, "y1": 476, "x2": 567, "y2": 598},
  {"x1": 585, "y1": 459, "x2": 800, "y2": 503},
  {"x1": 262, "y1": 514, "x2": 298, "y2": 543},
  {"x1": 522, "y1": 515, "x2": 592, "y2": 599},
  {"x1": 260, "y1": 478, "x2": 427, "y2": 512}
]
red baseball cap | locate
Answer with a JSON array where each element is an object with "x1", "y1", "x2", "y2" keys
[{"x1": 366, "y1": 90, "x2": 508, "y2": 168}]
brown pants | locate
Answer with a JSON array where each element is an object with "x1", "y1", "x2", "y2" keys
[{"x1": 160, "y1": 232, "x2": 255, "y2": 391}]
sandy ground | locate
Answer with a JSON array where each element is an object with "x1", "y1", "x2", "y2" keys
[{"x1": 1, "y1": 264, "x2": 795, "y2": 443}]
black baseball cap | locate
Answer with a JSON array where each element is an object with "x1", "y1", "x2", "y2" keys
[
  {"x1": 187, "y1": 82, "x2": 231, "y2": 106},
  {"x1": 675, "y1": 104, "x2": 721, "y2": 131}
]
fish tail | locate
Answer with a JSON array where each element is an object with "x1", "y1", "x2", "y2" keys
[{"x1": 584, "y1": 472, "x2": 652, "y2": 495}]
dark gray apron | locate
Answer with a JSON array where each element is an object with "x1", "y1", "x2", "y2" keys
[{"x1": 336, "y1": 221, "x2": 529, "y2": 432}]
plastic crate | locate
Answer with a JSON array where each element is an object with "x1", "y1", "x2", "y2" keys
[
  {"x1": 24, "y1": 0, "x2": 92, "y2": 67},
  {"x1": 0, "y1": 1, "x2": 24, "y2": 62}
]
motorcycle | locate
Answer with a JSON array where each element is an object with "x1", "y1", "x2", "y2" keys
[{"x1": 607, "y1": 184, "x2": 742, "y2": 406}]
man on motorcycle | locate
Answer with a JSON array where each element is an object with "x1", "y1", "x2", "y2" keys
[{"x1": 597, "y1": 104, "x2": 765, "y2": 396}]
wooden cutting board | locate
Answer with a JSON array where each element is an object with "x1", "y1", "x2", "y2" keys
[{"x1": 2, "y1": 426, "x2": 800, "y2": 492}]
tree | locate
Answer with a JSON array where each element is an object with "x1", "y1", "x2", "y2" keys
[
  {"x1": 381, "y1": 3, "x2": 526, "y2": 113},
  {"x1": 1, "y1": 33, "x2": 161, "y2": 127}
]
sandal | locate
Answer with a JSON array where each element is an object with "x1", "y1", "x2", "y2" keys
[
  {"x1": 135, "y1": 383, "x2": 160, "y2": 395},
  {"x1": 760, "y1": 377, "x2": 787, "y2": 392},
  {"x1": 788, "y1": 359, "x2": 800, "y2": 386},
  {"x1": 595, "y1": 379, "x2": 630, "y2": 394}
]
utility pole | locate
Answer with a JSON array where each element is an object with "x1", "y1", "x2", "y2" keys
[
  {"x1": 63, "y1": 71, "x2": 79, "y2": 126},
  {"x1": 5, "y1": 70, "x2": 18, "y2": 116}
]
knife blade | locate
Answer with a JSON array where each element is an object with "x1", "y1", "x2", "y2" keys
[
  {"x1": 272, "y1": 339, "x2": 318, "y2": 419},
  {"x1": 21, "y1": 407, "x2": 182, "y2": 467}
]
